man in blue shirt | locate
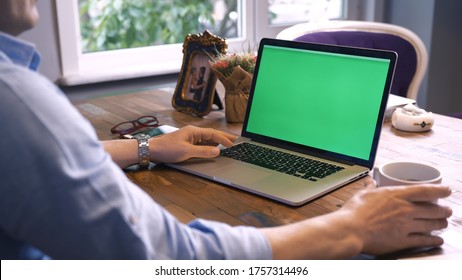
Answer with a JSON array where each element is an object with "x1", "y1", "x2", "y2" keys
[{"x1": 0, "y1": 0, "x2": 453, "y2": 260}]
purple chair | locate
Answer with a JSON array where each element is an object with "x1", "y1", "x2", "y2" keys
[
  {"x1": 451, "y1": 112, "x2": 462, "y2": 119},
  {"x1": 277, "y1": 20, "x2": 428, "y2": 100}
]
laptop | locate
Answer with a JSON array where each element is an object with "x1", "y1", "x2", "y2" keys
[{"x1": 168, "y1": 38, "x2": 397, "y2": 206}]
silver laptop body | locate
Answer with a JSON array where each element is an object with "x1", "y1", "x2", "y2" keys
[{"x1": 168, "y1": 38, "x2": 397, "y2": 206}]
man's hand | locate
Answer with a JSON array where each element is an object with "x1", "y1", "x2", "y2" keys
[
  {"x1": 260, "y1": 178, "x2": 452, "y2": 259},
  {"x1": 341, "y1": 180, "x2": 453, "y2": 255},
  {"x1": 150, "y1": 125, "x2": 237, "y2": 164}
]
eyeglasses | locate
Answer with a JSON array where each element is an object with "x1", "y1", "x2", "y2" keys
[{"x1": 110, "y1": 115, "x2": 159, "y2": 135}]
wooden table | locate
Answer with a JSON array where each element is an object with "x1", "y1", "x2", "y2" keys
[{"x1": 74, "y1": 86, "x2": 462, "y2": 259}]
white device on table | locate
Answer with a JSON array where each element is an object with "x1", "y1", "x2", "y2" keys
[{"x1": 123, "y1": 125, "x2": 179, "y2": 139}]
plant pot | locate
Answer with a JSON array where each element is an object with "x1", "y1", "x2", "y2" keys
[{"x1": 213, "y1": 65, "x2": 253, "y2": 123}]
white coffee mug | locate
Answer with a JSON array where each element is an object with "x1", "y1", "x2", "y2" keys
[{"x1": 373, "y1": 161, "x2": 442, "y2": 187}]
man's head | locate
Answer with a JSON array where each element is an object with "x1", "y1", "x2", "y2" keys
[{"x1": 0, "y1": 0, "x2": 39, "y2": 35}]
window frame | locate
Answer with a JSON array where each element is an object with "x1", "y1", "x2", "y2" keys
[
  {"x1": 56, "y1": 0, "x2": 369, "y2": 86},
  {"x1": 56, "y1": 0, "x2": 256, "y2": 85}
]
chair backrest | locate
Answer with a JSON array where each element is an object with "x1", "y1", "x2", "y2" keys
[
  {"x1": 451, "y1": 112, "x2": 462, "y2": 119},
  {"x1": 276, "y1": 20, "x2": 428, "y2": 100}
]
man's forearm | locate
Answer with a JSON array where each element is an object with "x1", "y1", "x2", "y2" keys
[
  {"x1": 101, "y1": 139, "x2": 139, "y2": 169},
  {"x1": 260, "y1": 211, "x2": 363, "y2": 260}
]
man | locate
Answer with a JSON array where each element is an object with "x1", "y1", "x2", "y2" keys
[{"x1": 0, "y1": 0, "x2": 452, "y2": 259}]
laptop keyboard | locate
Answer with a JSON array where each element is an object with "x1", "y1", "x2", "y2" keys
[{"x1": 220, "y1": 142, "x2": 344, "y2": 181}]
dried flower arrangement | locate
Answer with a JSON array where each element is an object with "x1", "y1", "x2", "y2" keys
[{"x1": 209, "y1": 52, "x2": 257, "y2": 78}]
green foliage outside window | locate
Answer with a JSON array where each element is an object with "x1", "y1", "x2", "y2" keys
[{"x1": 79, "y1": 0, "x2": 237, "y2": 53}]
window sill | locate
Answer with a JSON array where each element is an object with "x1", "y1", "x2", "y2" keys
[{"x1": 57, "y1": 60, "x2": 182, "y2": 86}]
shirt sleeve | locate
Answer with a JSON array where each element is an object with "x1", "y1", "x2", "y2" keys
[{"x1": 0, "y1": 63, "x2": 272, "y2": 260}]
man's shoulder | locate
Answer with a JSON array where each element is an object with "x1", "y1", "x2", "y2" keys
[
  {"x1": 0, "y1": 60, "x2": 56, "y2": 96},
  {"x1": 0, "y1": 58, "x2": 38, "y2": 80}
]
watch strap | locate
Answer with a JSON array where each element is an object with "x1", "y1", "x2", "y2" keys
[{"x1": 134, "y1": 133, "x2": 151, "y2": 169}]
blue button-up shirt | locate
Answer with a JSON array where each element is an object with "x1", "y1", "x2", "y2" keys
[{"x1": 0, "y1": 32, "x2": 271, "y2": 260}]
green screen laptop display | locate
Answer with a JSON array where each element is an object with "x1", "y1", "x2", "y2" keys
[{"x1": 245, "y1": 41, "x2": 393, "y2": 163}]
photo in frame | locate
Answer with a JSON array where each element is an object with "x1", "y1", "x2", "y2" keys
[{"x1": 172, "y1": 30, "x2": 227, "y2": 116}]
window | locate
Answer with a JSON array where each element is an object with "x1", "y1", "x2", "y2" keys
[
  {"x1": 56, "y1": 0, "x2": 363, "y2": 86},
  {"x1": 255, "y1": 0, "x2": 346, "y2": 39},
  {"x1": 79, "y1": 0, "x2": 241, "y2": 53}
]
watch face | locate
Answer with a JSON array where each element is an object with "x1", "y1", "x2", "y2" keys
[{"x1": 135, "y1": 133, "x2": 150, "y2": 140}]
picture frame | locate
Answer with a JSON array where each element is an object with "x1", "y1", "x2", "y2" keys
[{"x1": 172, "y1": 30, "x2": 227, "y2": 116}]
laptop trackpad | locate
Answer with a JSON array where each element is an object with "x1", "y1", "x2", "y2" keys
[{"x1": 212, "y1": 164, "x2": 271, "y2": 183}]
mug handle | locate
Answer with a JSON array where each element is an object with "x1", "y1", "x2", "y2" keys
[{"x1": 372, "y1": 166, "x2": 380, "y2": 186}]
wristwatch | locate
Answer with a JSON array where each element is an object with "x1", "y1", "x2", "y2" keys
[{"x1": 134, "y1": 133, "x2": 151, "y2": 169}]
